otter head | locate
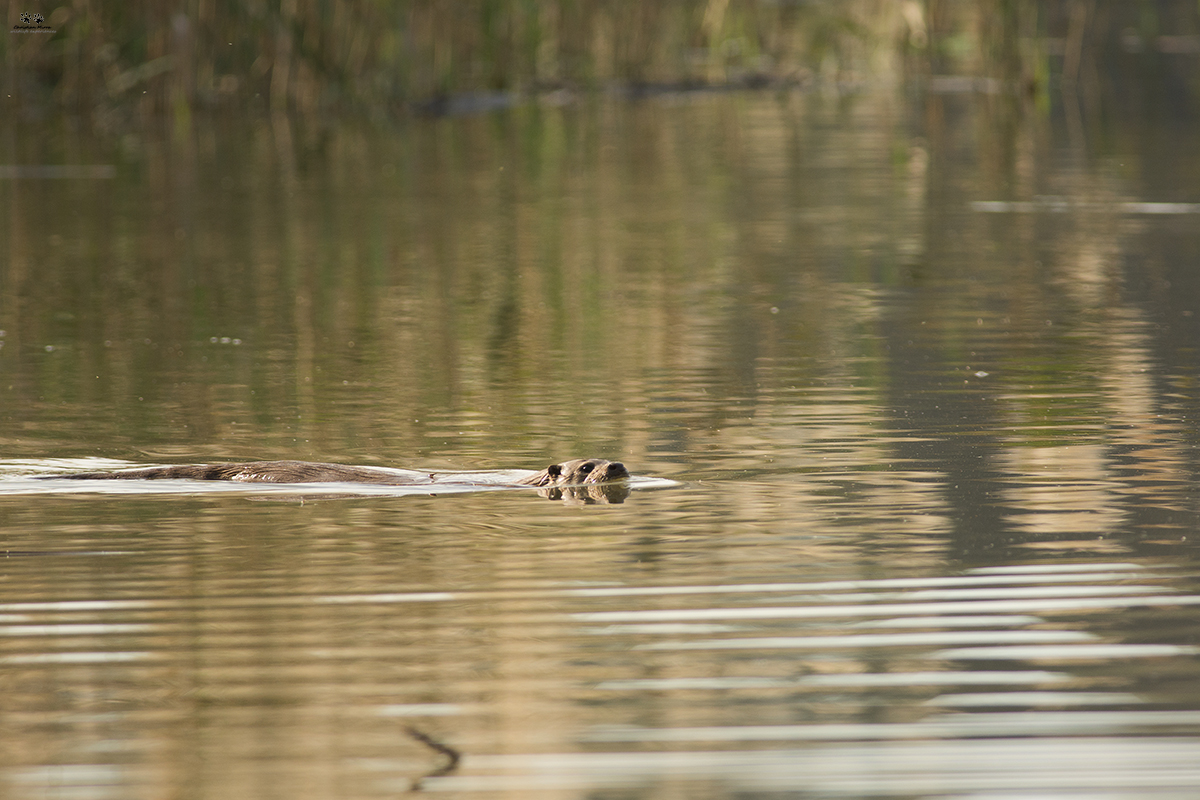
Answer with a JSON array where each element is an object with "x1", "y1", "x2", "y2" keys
[
  {"x1": 518, "y1": 458, "x2": 630, "y2": 488},
  {"x1": 516, "y1": 459, "x2": 630, "y2": 503},
  {"x1": 546, "y1": 459, "x2": 628, "y2": 486}
]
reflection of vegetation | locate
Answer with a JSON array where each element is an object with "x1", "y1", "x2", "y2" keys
[
  {"x1": 8, "y1": 0, "x2": 1193, "y2": 122},
  {"x1": 2, "y1": 3, "x2": 1198, "y2": 531}
]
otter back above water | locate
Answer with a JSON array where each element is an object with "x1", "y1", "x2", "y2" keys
[
  {"x1": 38, "y1": 458, "x2": 629, "y2": 487},
  {"x1": 24, "y1": 457, "x2": 646, "y2": 503}
]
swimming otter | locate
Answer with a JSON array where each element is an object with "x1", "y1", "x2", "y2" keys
[{"x1": 42, "y1": 458, "x2": 630, "y2": 488}]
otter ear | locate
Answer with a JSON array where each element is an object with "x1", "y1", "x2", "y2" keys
[{"x1": 546, "y1": 464, "x2": 563, "y2": 478}]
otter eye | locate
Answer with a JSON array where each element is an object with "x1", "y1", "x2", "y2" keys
[{"x1": 579, "y1": 464, "x2": 593, "y2": 473}]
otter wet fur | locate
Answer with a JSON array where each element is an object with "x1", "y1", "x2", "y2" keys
[{"x1": 41, "y1": 458, "x2": 630, "y2": 488}]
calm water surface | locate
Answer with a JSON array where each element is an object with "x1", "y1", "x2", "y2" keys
[{"x1": 2, "y1": 84, "x2": 1200, "y2": 798}]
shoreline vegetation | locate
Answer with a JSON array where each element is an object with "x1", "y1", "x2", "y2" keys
[{"x1": 3, "y1": 1, "x2": 1197, "y2": 128}]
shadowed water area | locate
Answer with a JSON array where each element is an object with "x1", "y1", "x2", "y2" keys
[{"x1": 3, "y1": 77, "x2": 1200, "y2": 799}]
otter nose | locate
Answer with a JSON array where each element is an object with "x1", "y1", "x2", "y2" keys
[{"x1": 610, "y1": 462, "x2": 627, "y2": 474}]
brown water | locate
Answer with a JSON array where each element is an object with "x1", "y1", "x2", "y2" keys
[{"x1": 2, "y1": 84, "x2": 1200, "y2": 798}]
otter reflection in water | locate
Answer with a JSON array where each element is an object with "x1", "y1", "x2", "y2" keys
[{"x1": 43, "y1": 458, "x2": 632, "y2": 504}]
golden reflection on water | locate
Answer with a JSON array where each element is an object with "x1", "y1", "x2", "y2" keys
[{"x1": 0, "y1": 489, "x2": 1197, "y2": 798}]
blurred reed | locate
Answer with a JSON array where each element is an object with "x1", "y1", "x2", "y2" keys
[{"x1": 1, "y1": 1, "x2": 1196, "y2": 126}]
